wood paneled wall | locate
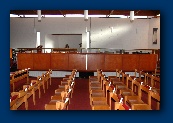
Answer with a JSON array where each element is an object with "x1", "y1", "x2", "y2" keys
[{"x1": 17, "y1": 53, "x2": 157, "y2": 72}]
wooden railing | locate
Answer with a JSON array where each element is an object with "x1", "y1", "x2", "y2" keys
[{"x1": 17, "y1": 53, "x2": 157, "y2": 72}]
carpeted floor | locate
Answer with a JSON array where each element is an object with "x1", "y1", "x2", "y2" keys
[
  {"x1": 11, "y1": 76, "x2": 159, "y2": 110},
  {"x1": 16, "y1": 77, "x2": 91, "y2": 110}
]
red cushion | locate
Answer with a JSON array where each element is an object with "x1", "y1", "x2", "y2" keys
[
  {"x1": 118, "y1": 94, "x2": 122, "y2": 100},
  {"x1": 32, "y1": 82, "x2": 36, "y2": 85},
  {"x1": 144, "y1": 85, "x2": 150, "y2": 89},
  {"x1": 10, "y1": 95, "x2": 18, "y2": 102},
  {"x1": 110, "y1": 85, "x2": 115, "y2": 89},
  {"x1": 122, "y1": 104, "x2": 131, "y2": 110}
]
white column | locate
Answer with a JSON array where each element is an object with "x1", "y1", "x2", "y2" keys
[
  {"x1": 36, "y1": 32, "x2": 40, "y2": 47},
  {"x1": 130, "y1": 11, "x2": 134, "y2": 22},
  {"x1": 37, "y1": 10, "x2": 41, "y2": 22},
  {"x1": 84, "y1": 10, "x2": 88, "y2": 21},
  {"x1": 86, "y1": 31, "x2": 89, "y2": 49}
]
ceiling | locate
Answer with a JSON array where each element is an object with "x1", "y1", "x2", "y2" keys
[{"x1": 10, "y1": 10, "x2": 160, "y2": 17}]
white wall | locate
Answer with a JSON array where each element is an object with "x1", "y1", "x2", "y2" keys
[
  {"x1": 148, "y1": 18, "x2": 160, "y2": 49},
  {"x1": 45, "y1": 34, "x2": 82, "y2": 52},
  {"x1": 90, "y1": 18, "x2": 150, "y2": 50},
  {"x1": 10, "y1": 17, "x2": 160, "y2": 50},
  {"x1": 10, "y1": 18, "x2": 37, "y2": 48}
]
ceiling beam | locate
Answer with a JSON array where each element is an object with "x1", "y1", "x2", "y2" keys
[
  {"x1": 135, "y1": 10, "x2": 140, "y2": 15},
  {"x1": 59, "y1": 10, "x2": 66, "y2": 17},
  {"x1": 107, "y1": 10, "x2": 114, "y2": 17}
]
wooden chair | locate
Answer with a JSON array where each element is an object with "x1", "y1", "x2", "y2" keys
[
  {"x1": 89, "y1": 74, "x2": 107, "y2": 105},
  {"x1": 10, "y1": 94, "x2": 18, "y2": 110},
  {"x1": 151, "y1": 76, "x2": 160, "y2": 93},
  {"x1": 48, "y1": 69, "x2": 52, "y2": 85},
  {"x1": 144, "y1": 73, "x2": 153, "y2": 86},
  {"x1": 108, "y1": 69, "x2": 120, "y2": 82},
  {"x1": 61, "y1": 80, "x2": 75, "y2": 95},
  {"x1": 55, "y1": 85, "x2": 70, "y2": 95},
  {"x1": 89, "y1": 69, "x2": 102, "y2": 81},
  {"x1": 42, "y1": 73, "x2": 48, "y2": 91},
  {"x1": 10, "y1": 78, "x2": 15, "y2": 92},
  {"x1": 154, "y1": 68, "x2": 160, "y2": 77},
  {"x1": 45, "y1": 90, "x2": 70, "y2": 110},
  {"x1": 91, "y1": 105, "x2": 110, "y2": 110},
  {"x1": 10, "y1": 87, "x2": 28, "y2": 110},
  {"x1": 45, "y1": 98, "x2": 70, "y2": 110},
  {"x1": 124, "y1": 82, "x2": 151, "y2": 109},
  {"x1": 37, "y1": 76, "x2": 44, "y2": 98},
  {"x1": 90, "y1": 79, "x2": 112, "y2": 106},
  {"x1": 50, "y1": 91, "x2": 69, "y2": 104},
  {"x1": 138, "y1": 70, "x2": 146, "y2": 82},
  {"x1": 89, "y1": 73, "x2": 105, "y2": 92},
  {"x1": 109, "y1": 90, "x2": 151, "y2": 110},
  {"x1": 149, "y1": 90, "x2": 160, "y2": 110},
  {"x1": 64, "y1": 69, "x2": 77, "y2": 80},
  {"x1": 115, "y1": 75, "x2": 133, "y2": 95},
  {"x1": 90, "y1": 77, "x2": 110, "y2": 108},
  {"x1": 22, "y1": 80, "x2": 38, "y2": 105}
]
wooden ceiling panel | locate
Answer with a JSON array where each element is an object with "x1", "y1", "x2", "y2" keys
[{"x1": 10, "y1": 10, "x2": 160, "y2": 16}]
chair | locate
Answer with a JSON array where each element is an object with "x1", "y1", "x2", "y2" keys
[
  {"x1": 37, "y1": 76, "x2": 44, "y2": 98},
  {"x1": 41, "y1": 73, "x2": 48, "y2": 91},
  {"x1": 144, "y1": 73, "x2": 153, "y2": 86},
  {"x1": 55, "y1": 85, "x2": 70, "y2": 95},
  {"x1": 50, "y1": 91, "x2": 69, "y2": 103},
  {"x1": 151, "y1": 76, "x2": 160, "y2": 93},
  {"x1": 149, "y1": 90, "x2": 160, "y2": 110},
  {"x1": 45, "y1": 91, "x2": 70, "y2": 110},
  {"x1": 23, "y1": 80, "x2": 38, "y2": 105},
  {"x1": 125, "y1": 82, "x2": 151, "y2": 109},
  {"x1": 89, "y1": 69, "x2": 102, "y2": 81},
  {"x1": 63, "y1": 69, "x2": 77, "y2": 81},
  {"x1": 115, "y1": 75, "x2": 133, "y2": 95},
  {"x1": 108, "y1": 69, "x2": 120, "y2": 82},
  {"x1": 10, "y1": 87, "x2": 28, "y2": 110},
  {"x1": 90, "y1": 75, "x2": 110, "y2": 109},
  {"x1": 45, "y1": 98, "x2": 70, "y2": 110},
  {"x1": 10, "y1": 94, "x2": 18, "y2": 110},
  {"x1": 91, "y1": 105, "x2": 110, "y2": 110},
  {"x1": 154, "y1": 68, "x2": 160, "y2": 77},
  {"x1": 109, "y1": 91, "x2": 151, "y2": 110},
  {"x1": 89, "y1": 73, "x2": 105, "y2": 92},
  {"x1": 48, "y1": 69, "x2": 52, "y2": 85}
]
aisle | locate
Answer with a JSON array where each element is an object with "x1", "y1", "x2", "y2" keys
[{"x1": 68, "y1": 78, "x2": 91, "y2": 110}]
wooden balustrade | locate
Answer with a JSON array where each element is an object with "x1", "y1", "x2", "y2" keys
[{"x1": 17, "y1": 53, "x2": 157, "y2": 72}]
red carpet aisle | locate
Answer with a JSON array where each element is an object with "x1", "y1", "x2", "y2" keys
[{"x1": 68, "y1": 78, "x2": 91, "y2": 110}]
